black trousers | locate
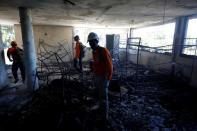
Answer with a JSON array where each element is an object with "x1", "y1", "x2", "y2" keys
[
  {"x1": 74, "y1": 57, "x2": 82, "y2": 72},
  {"x1": 12, "y1": 62, "x2": 25, "y2": 81}
]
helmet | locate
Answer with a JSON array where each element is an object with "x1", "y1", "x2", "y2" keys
[
  {"x1": 11, "y1": 41, "x2": 17, "y2": 47},
  {"x1": 87, "y1": 32, "x2": 99, "y2": 42},
  {"x1": 74, "y1": 35, "x2": 79, "y2": 41}
]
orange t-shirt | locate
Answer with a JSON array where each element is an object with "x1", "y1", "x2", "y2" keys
[
  {"x1": 7, "y1": 47, "x2": 17, "y2": 62},
  {"x1": 75, "y1": 42, "x2": 81, "y2": 58},
  {"x1": 92, "y1": 46, "x2": 113, "y2": 80}
]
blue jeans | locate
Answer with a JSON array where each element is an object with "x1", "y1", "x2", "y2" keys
[
  {"x1": 95, "y1": 76, "x2": 110, "y2": 119},
  {"x1": 74, "y1": 58, "x2": 82, "y2": 72}
]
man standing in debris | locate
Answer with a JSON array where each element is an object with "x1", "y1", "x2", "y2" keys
[
  {"x1": 88, "y1": 32, "x2": 113, "y2": 120},
  {"x1": 74, "y1": 35, "x2": 85, "y2": 73},
  {"x1": 7, "y1": 41, "x2": 25, "y2": 83}
]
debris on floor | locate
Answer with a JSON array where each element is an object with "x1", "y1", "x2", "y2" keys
[{"x1": 1, "y1": 63, "x2": 197, "y2": 130}]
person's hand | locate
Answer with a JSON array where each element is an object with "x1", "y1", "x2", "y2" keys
[
  {"x1": 9, "y1": 59, "x2": 13, "y2": 62},
  {"x1": 105, "y1": 75, "x2": 110, "y2": 80}
]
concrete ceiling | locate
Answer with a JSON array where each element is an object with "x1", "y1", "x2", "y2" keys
[{"x1": 0, "y1": 0, "x2": 197, "y2": 28}]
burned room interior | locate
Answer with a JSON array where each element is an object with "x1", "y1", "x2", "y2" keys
[{"x1": 0, "y1": 0, "x2": 197, "y2": 130}]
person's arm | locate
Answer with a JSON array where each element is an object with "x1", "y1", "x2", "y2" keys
[
  {"x1": 7, "y1": 49, "x2": 12, "y2": 62},
  {"x1": 103, "y1": 48, "x2": 113, "y2": 80}
]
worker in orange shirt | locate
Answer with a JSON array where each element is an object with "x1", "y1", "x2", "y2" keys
[
  {"x1": 74, "y1": 35, "x2": 84, "y2": 73},
  {"x1": 87, "y1": 32, "x2": 113, "y2": 120},
  {"x1": 7, "y1": 41, "x2": 25, "y2": 83}
]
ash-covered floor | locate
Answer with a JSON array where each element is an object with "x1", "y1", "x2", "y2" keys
[{"x1": 0, "y1": 67, "x2": 197, "y2": 131}]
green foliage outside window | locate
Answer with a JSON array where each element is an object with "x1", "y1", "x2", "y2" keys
[{"x1": 0, "y1": 25, "x2": 15, "y2": 48}]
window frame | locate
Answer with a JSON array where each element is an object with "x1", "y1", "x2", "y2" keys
[
  {"x1": 181, "y1": 15, "x2": 197, "y2": 58},
  {"x1": 131, "y1": 21, "x2": 176, "y2": 55}
]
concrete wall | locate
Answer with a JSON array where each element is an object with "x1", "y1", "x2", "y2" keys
[
  {"x1": 138, "y1": 51, "x2": 172, "y2": 70},
  {"x1": 0, "y1": 29, "x2": 8, "y2": 89},
  {"x1": 121, "y1": 49, "x2": 197, "y2": 89},
  {"x1": 123, "y1": 16, "x2": 197, "y2": 88},
  {"x1": 14, "y1": 25, "x2": 74, "y2": 57},
  {"x1": 120, "y1": 49, "x2": 172, "y2": 70},
  {"x1": 172, "y1": 16, "x2": 197, "y2": 87},
  {"x1": 0, "y1": 50, "x2": 8, "y2": 89},
  {"x1": 123, "y1": 48, "x2": 197, "y2": 87},
  {"x1": 190, "y1": 60, "x2": 197, "y2": 87},
  {"x1": 176, "y1": 56, "x2": 197, "y2": 86}
]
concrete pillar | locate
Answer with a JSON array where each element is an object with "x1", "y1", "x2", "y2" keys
[
  {"x1": 171, "y1": 16, "x2": 188, "y2": 75},
  {"x1": 0, "y1": 25, "x2": 8, "y2": 89},
  {"x1": 129, "y1": 28, "x2": 133, "y2": 38},
  {"x1": 172, "y1": 16, "x2": 188, "y2": 60},
  {"x1": 19, "y1": 7, "x2": 38, "y2": 90}
]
